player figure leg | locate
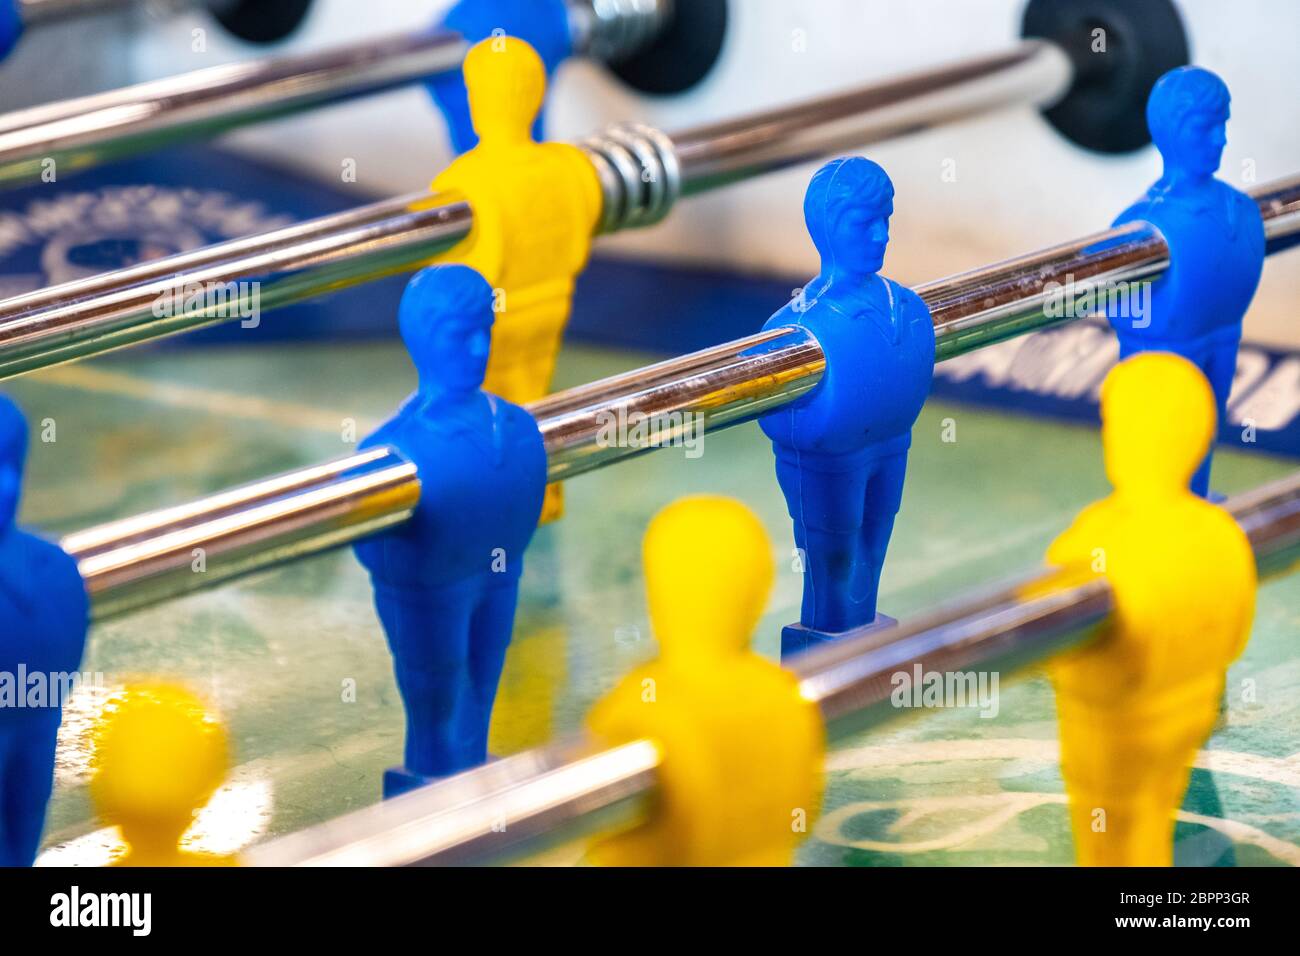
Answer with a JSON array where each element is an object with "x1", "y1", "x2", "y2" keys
[
  {"x1": 371, "y1": 580, "x2": 478, "y2": 795},
  {"x1": 774, "y1": 453, "x2": 871, "y2": 642},
  {"x1": 854, "y1": 450, "x2": 909, "y2": 618},
  {"x1": 464, "y1": 579, "x2": 524, "y2": 759},
  {"x1": 1060, "y1": 701, "x2": 1219, "y2": 866},
  {"x1": 0, "y1": 713, "x2": 60, "y2": 867},
  {"x1": 1187, "y1": 331, "x2": 1242, "y2": 497}
]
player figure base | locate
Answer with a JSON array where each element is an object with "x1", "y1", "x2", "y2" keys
[
  {"x1": 383, "y1": 756, "x2": 501, "y2": 799},
  {"x1": 383, "y1": 765, "x2": 451, "y2": 799},
  {"x1": 780, "y1": 613, "x2": 898, "y2": 660}
]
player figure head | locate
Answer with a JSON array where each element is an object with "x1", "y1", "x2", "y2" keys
[
  {"x1": 465, "y1": 36, "x2": 545, "y2": 147},
  {"x1": 399, "y1": 265, "x2": 496, "y2": 397},
  {"x1": 1148, "y1": 67, "x2": 1230, "y2": 185},
  {"x1": 90, "y1": 683, "x2": 231, "y2": 864},
  {"x1": 1100, "y1": 353, "x2": 1216, "y2": 497},
  {"x1": 805, "y1": 157, "x2": 895, "y2": 282},
  {"x1": 643, "y1": 496, "x2": 775, "y2": 664},
  {"x1": 0, "y1": 396, "x2": 27, "y2": 533}
]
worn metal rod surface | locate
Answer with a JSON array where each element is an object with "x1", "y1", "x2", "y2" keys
[
  {"x1": 63, "y1": 447, "x2": 421, "y2": 619},
  {"x1": 924, "y1": 220, "x2": 1169, "y2": 359},
  {"x1": 0, "y1": 30, "x2": 470, "y2": 188},
  {"x1": 62, "y1": 178, "x2": 1300, "y2": 618},
  {"x1": 0, "y1": 0, "x2": 676, "y2": 188},
  {"x1": 533, "y1": 324, "x2": 827, "y2": 479},
  {"x1": 0, "y1": 194, "x2": 472, "y2": 378},
  {"x1": 671, "y1": 39, "x2": 1072, "y2": 195},
  {"x1": 0, "y1": 39, "x2": 1082, "y2": 378},
  {"x1": 1254, "y1": 173, "x2": 1300, "y2": 253},
  {"x1": 245, "y1": 468, "x2": 1300, "y2": 866},
  {"x1": 16, "y1": 0, "x2": 144, "y2": 26}
]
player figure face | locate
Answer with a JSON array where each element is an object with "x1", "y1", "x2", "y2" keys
[
  {"x1": 1170, "y1": 109, "x2": 1228, "y2": 178},
  {"x1": 831, "y1": 202, "x2": 891, "y2": 277},
  {"x1": 430, "y1": 319, "x2": 493, "y2": 393}
]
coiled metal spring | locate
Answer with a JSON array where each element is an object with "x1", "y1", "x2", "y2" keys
[
  {"x1": 569, "y1": 0, "x2": 673, "y2": 64},
  {"x1": 582, "y1": 122, "x2": 681, "y2": 233}
]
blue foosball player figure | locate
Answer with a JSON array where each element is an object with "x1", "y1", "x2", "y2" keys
[
  {"x1": 1109, "y1": 66, "x2": 1266, "y2": 498},
  {"x1": 0, "y1": 396, "x2": 90, "y2": 866},
  {"x1": 352, "y1": 265, "x2": 548, "y2": 798},
  {"x1": 760, "y1": 158, "x2": 935, "y2": 658}
]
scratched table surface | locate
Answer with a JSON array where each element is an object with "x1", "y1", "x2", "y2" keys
[{"x1": 8, "y1": 337, "x2": 1298, "y2": 867}]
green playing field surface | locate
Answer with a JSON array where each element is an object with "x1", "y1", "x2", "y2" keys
[{"x1": 9, "y1": 338, "x2": 1298, "y2": 866}]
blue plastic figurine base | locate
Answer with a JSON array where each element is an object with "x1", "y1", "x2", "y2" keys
[
  {"x1": 427, "y1": 0, "x2": 574, "y2": 154},
  {"x1": 382, "y1": 766, "x2": 447, "y2": 800},
  {"x1": 384, "y1": 754, "x2": 505, "y2": 799},
  {"x1": 781, "y1": 613, "x2": 898, "y2": 660}
]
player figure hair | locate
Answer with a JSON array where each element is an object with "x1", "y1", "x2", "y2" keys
[
  {"x1": 398, "y1": 264, "x2": 496, "y2": 398},
  {"x1": 1147, "y1": 66, "x2": 1230, "y2": 148},
  {"x1": 804, "y1": 156, "x2": 895, "y2": 261},
  {"x1": 399, "y1": 264, "x2": 494, "y2": 335}
]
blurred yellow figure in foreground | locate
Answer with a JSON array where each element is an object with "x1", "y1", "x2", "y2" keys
[
  {"x1": 1046, "y1": 353, "x2": 1255, "y2": 866},
  {"x1": 90, "y1": 683, "x2": 233, "y2": 867},
  {"x1": 587, "y1": 496, "x2": 824, "y2": 866}
]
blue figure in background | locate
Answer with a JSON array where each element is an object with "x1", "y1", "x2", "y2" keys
[
  {"x1": 0, "y1": 397, "x2": 89, "y2": 866},
  {"x1": 1110, "y1": 66, "x2": 1265, "y2": 498},
  {"x1": 427, "y1": 0, "x2": 573, "y2": 154},
  {"x1": 760, "y1": 158, "x2": 935, "y2": 658},
  {"x1": 0, "y1": 1, "x2": 20, "y2": 64},
  {"x1": 354, "y1": 265, "x2": 547, "y2": 798}
]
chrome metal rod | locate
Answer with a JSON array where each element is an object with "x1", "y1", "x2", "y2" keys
[
  {"x1": 16, "y1": 0, "x2": 143, "y2": 27},
  {"x1": 245, "y1": 736, "x2": 663, "y2": 868},
  {"x1": 0, "y1": 30, "x2": 468, "y2": 187},
  {"x1": 925, "y1": 220, "x2": 1170, "y2": 360},
  {"x1": 533, "y1": 325, "x2": 826, "y2": 480},
  {"x1": 0, "y1": 194, "x2": 472, "y2": 378},
  {"x1": 1254, "y1": 173, "x2": 1300, "y2": 253},
  {"x1": 63, "y1": 446, "x2": 420, "y2": 619},
  {"x1": 61, "y1": 178, "x2": 1300, "y2": 618},
  {"x1": 670, "y1": 40, "x2": 1072, "y2": 195},
  {"x1": 245, "y1": 468, "x2": 1300, "y2": 866},
  {"x1": 921, "y1": 177, "x2": 1300, "y2": 357},
  {"x1": 0, "y1": 0, "x2": 673, "y2": 188},
  {"x1": 0, "y1": 39, "x2": 1083, "y2": 378}
]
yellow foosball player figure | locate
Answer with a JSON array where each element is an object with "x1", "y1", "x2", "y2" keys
[
  {"x1": 431, "y1": 35, "x2": 603, "y2": 522},
  {"x1": 90, "y1": 683, "x2": 234, "y2": 867},
  {"x1": 1044, "y1": 353, "x2": 1256, "y2": 866},
  {"x1": 585, "y1": 496, "x2": 824, "y2": 866}
]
